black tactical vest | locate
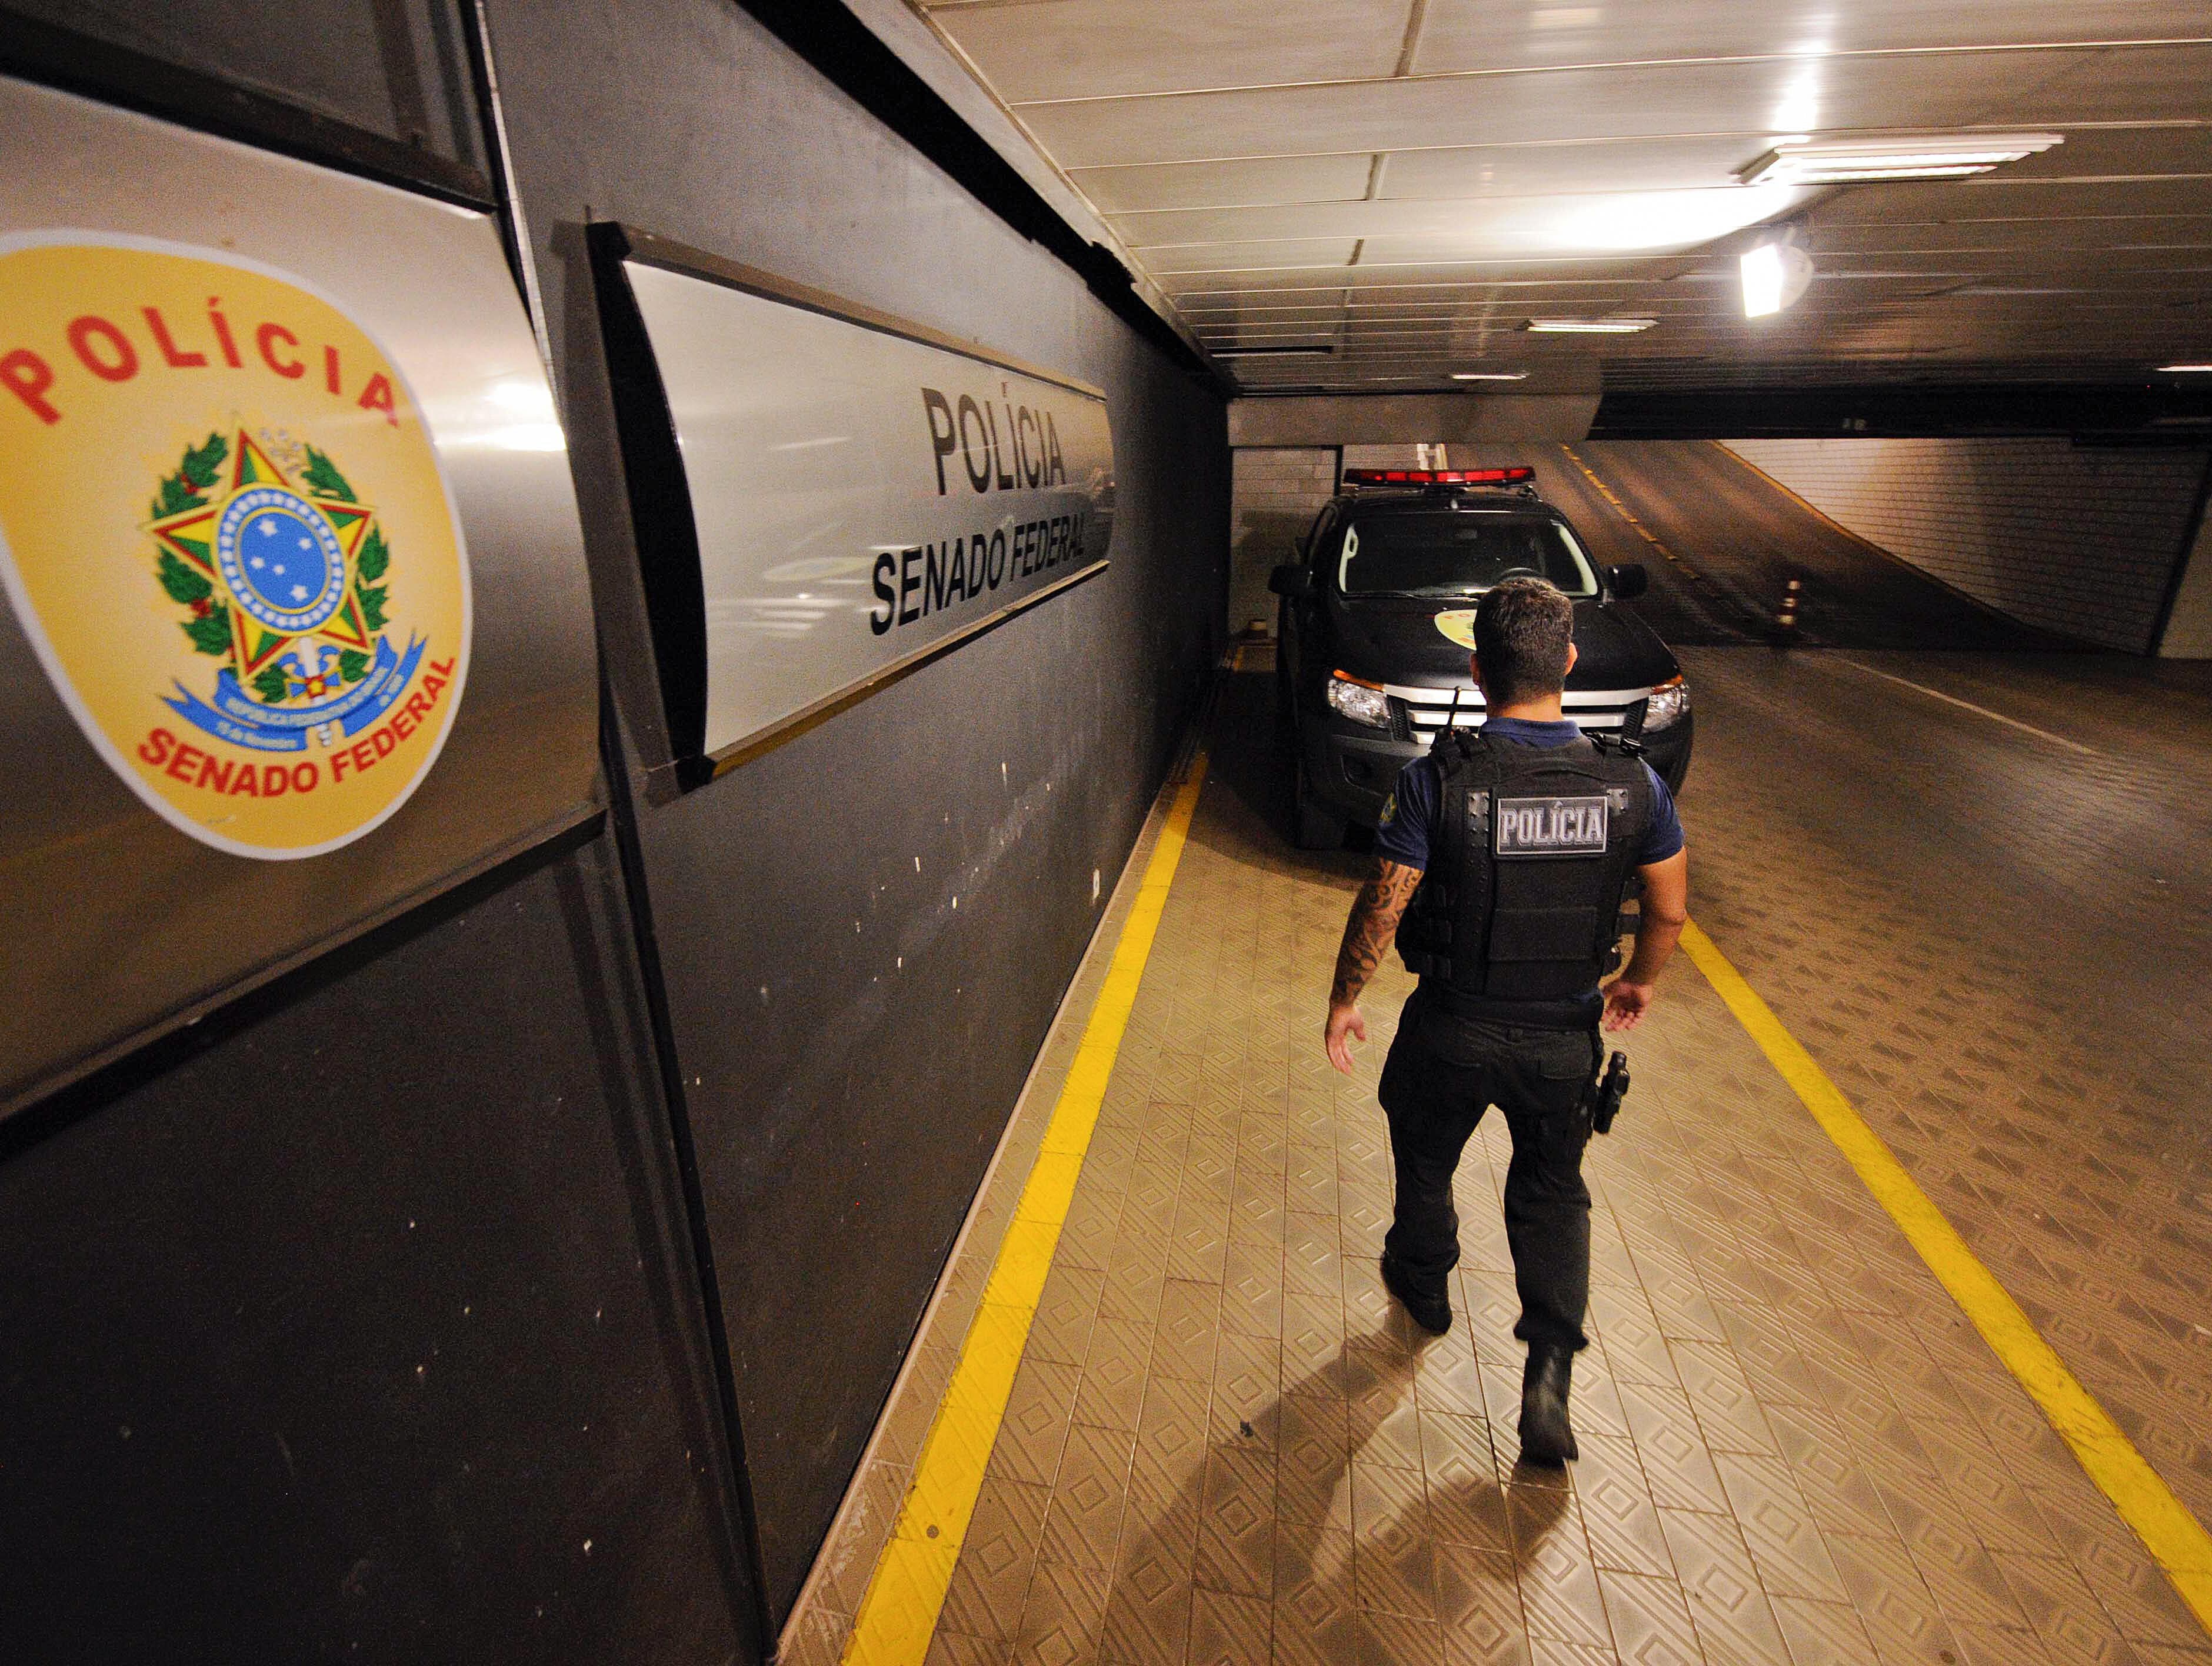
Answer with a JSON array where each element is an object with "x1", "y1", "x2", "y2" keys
[{"x1": 1397, "y1": 728, "x2": 1653, "y2": 1018}]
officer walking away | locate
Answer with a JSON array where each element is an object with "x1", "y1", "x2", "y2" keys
[{"x1": 1322, "y1": 577, "x2": 1688, "y2": 1466}]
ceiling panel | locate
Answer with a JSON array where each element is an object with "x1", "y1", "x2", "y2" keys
[
  {"x1": 1166, "y1": 275, "x2": 1363, "y2": 297},
  {"x1": 927, "y1": 0, "x2": 1410, "y2": 103},
  {"x1": 1198, "y1": 316, "x2": 1347, "y2": 334},
  {"x1": 1073, "y1": 152, "x2": 1378, "y2": 213},
  {"x1": 908, "y1": 1, "x2": 2212, "y2": 391},
  {"x1": 1747, "y1": 247, "x2": 2211, "y2": 278},
  {"x1": 1812, "y1": 174, "x2": 2212, "y2": 224},
  {"x1": 1181, "y1": 303, "x2": 1351, "y2": 324},
  {"x1": 1807, "y1": 216, "x2": 2212, "y2": 254},
  {"x1": 1380, "y1": 135, "x2": 1779, "y2": 200},
  {"x1": 1117, "y1": 184, "x2": 1817, "y2": 261},
  {"x1": 1080, "y1": 128, "x2": 2212, "y2": 228},
  {"x1": 1987, "y1": 124, "x2": 2212, "y2": 178},
  {"x1": 1982, "y1": 43, "x2": 2212, "y2": 124},
  {"x1": 1337, "y1": 279, "x2": 1661, "y2": 301},
  {"x1": 1145, "y1": 238, "x2": 1362, "y2": 272},
  {"x1": 1380, "y1": 128, "x2": 2212, "y2": 206},
  {"x1": 1014, "y1": 51, "x2": 2183, "y2": 169},
  {"x1": 1335, "y1": 257, "x2": 1697, "y2": 285},
  {"x1": 1411, "y1": 0, "x2": 2211, "y2": 76}
]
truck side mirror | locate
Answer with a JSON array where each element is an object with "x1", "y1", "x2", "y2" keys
[
  {"x1": 1605, "y1": 563, "x2": 1648, "y2": 600},
  {"x1": 1268, "y1": 564, "x2": 1315, "y2": 599}
]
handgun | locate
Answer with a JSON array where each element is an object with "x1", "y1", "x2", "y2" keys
[{"x1": 1592, "y1": 1051, "x2": 1630, "y2": 1136}]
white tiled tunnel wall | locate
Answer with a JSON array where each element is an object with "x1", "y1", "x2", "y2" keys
[
  {"x1": 1722, "y1": 438, "x2": 2211, "y2": 654},
  {"x1": 1338, "y1": 445, "x2": 1445, "y2": 472},
  {"x1": 2161, "y1": 512, "x2": 2212, "y2": 659},
  {"x1": 1228, "y1": 448, "x2": 1337, "y2": 638}
]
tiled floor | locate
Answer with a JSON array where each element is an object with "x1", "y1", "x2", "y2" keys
[
  {"x1": 1674, "y1": 649, "x2": 2212, "y2": 1537},
  {"x1": 798, "y1": 656, "x2": 2212, "y2": 1666}
]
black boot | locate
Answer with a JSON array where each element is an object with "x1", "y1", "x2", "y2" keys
[
  {"x1": 1380, "y1": 1252, "x2": 1453, "y2": 1335},
  {"x1": 1519, "y1": 1345, "x2": 1578, "y2": 1466}
]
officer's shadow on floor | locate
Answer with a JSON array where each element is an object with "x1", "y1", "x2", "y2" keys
[{"x1": 1100, "y1": 1325, "x2": 1572, "y2": 1662}]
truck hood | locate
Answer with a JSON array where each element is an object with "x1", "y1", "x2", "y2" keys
[{"x1": 1326, "y1": 594, "x2": 1680, "y2": 691}]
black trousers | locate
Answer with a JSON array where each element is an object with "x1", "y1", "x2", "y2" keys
[{"x1": 1376, "y1": 987, "x2": 1597, "y2": 1352}]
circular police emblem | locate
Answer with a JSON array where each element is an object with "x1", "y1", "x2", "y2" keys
[
  {"x1": 1433, "y1": 609, "x2": 1478, "y2": 650},
  {"x1": 0, "y1": 235, "x2": 470, "y2": 858}
]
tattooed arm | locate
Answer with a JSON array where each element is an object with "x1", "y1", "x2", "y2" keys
[
  {"x1": 1331, "y1": 859, "x2": 1423, "y2": 1007},
  {"x1": 1324, "y1": 859, "x2": 1423, "y2": 1073}
]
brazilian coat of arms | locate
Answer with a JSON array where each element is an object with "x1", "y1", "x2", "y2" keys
[{"x1": 145, "y1": 428, "x2": 427, "y2": 751}]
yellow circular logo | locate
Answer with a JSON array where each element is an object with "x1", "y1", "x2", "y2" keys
[
  {"x1": 0, "y1": 235, "x2": 470, "y2": 859},
  {"x1": 1433, "y1": 608, "x2": 1478, "y2": 649}
]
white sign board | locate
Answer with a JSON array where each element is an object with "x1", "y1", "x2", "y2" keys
[{"x1": 621, "y1": 258, "x2": 1115, "y2": 762}]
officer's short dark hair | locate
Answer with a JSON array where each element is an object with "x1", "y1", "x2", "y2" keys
[{"x1": 1474, "y1": 577, "x2": 1574, "y2": 707}]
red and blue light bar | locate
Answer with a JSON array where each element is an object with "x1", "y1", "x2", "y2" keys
[{"x1": 1342, "y1": 467, "x2": 1534, "y2": 487}]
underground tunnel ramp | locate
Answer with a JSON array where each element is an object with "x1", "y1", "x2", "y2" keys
[
  {"x1": 1529, "y1": 442, "x2": 2083, "y2": 652},
  {"x1": 806, "y1": 661, "x2": 2212, "y2": 1666}
]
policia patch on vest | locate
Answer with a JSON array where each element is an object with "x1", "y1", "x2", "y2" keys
[{"x1": 1493, "y1": 795, "x2": 1609, "y2": 858}]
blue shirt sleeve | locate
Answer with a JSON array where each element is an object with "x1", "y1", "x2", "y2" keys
[
  {"x1": 1639, "y1": 762, "x2": 1684, "y2": 864},
  {"x1": 1374, "y1": 755, "x2": 1440, "y2": 870}
]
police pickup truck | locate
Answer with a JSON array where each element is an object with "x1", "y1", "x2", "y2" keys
[{"x1": 1270, "y1": 467, "x2": 1691, "y2": 849}]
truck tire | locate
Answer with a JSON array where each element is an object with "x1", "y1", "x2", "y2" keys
[{"x1": 1292, "y1": 755, "x2": 1348, "y2": 851}]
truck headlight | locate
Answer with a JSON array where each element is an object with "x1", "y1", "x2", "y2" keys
[
  {"x1": 1325, "y1": 670, "x2": 1392, "y2": 729},
  {"x1": 1644, "y1": 675, "x2": 1690, "y2": 731}
]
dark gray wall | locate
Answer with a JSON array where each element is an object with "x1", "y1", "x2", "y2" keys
[
  {"x1": 483, "y1": 0, "x2": 1228, "y2": 1621},
  {"x1": 0, "y1": 0, "x2": 1227, "y2": 1654},
  {"x1": 0, "y1": 9, "x2": 759, "y2": 1657},
  {"x1": 0, "y1": 839, "x2": 756, "y2": 1665}
]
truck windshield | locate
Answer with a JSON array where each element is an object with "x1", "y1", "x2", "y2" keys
[{"x1": 1334, "y1": 512, "x2": 1598, "y2": 598}]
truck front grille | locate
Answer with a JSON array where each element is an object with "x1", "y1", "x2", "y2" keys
[{"x1": 1384, "y1": 682, "x2": 1651, "y2": 745}]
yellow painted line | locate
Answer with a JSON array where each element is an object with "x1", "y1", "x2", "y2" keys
[
  {"x1": 841, "y1": 751, "x2": 1212, "y2": 1666},
  {"x1": 1559, "y1": 442, "x2": 1703, "y2": 579},
  {"x1": 1680, "y1": 920, "x2": 2212, "y2": 1638}
]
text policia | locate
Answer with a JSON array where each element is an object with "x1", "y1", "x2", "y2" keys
[
  {"x1": 2, "y1": 294, "x2": 404, "y2": 427},
  {"x1": 920, "y1": 383, "x2": 1070, "y2": 497},
  {"x1": 869, "y1": 381, "x2": 1090, "y2": 637}
]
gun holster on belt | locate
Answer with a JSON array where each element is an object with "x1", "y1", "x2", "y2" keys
[{"x1": 1580, "y1": 1047, "x2": 1631, "y2": 1137}]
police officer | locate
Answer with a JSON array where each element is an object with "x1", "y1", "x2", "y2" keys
[{"x1": 1323, "y1": 577, "x2": 1688, "y2": 1466}]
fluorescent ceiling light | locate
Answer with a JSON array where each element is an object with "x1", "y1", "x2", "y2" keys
[
  {"x1": 1533, "y1": 183, "x2": 1806, "y2": 256},
  {"x1": 2158, "y1": 362, "x2": 2212, "y2": 373},
  {"x1": 1739, "y1": 133, "x2": 2062, "y2": 186},
  {"x1": 1741, "y1": 246, "x2": 1784, "y2": 318},
  {"x1": 1450, "y1": 371, "x2": 1529, "y2": 381},
  {"x1": 1524, "y1": 317, "x2": 1655, "y2": 334},
  {"x1": 1741, "y1": 242, "x2": 1815, "y2": 318},
  {"x1": 1773, "y1": 72, "x2": 1822, "y2": 136},
  {"x1": 1211, "y1": 344, "x2": 1334, "y2": 357}
]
